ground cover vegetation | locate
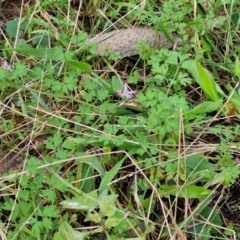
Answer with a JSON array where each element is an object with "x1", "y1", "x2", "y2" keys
[{"x1": 0, "y1": 0, "x2": 240, "y2": 239}]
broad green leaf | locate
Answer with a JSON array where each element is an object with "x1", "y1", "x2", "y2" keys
[
  {"x1": 84, "y1": 213, "x2": 102, "y2": 223},
  {"x1": 184, "y1": 99, "x2": 222, "y2": 117},
  {"x1": 53, "y1": 221, "x2": 89, "y2": 240},
  {"x1": 185, "y1": 155, "x2": 214, "y2": 172},
  {"x1": 200, "y1": 37, "x2": 211, "y2": 52},
  {"x1": 160, "y1": 185, "x2": 212, "y2": 198},
  {"x1": 32, "y1": 222, "x2": 42, "y2": 235},
  {"x1": 60, "y1": 191, "x2": 97, "y2": 211},
  {"x1": 188, "y1": 206, "x2": 222, "y2": 238},
  {"x1": 6, "y1": 17, "x2": 28, "y2": 38},
  {"x1": 117, "y1": 101, "x2": 146, "y2": 112},
  {"x1": 75, "y1": 152, "x2": 105, "y2": 176},
  {"x1": 11, "y1": 46, "x2": 65, "y2": 59},
  {"x1": 182, "y1": 60, "x2": 220, "y2": 101},
  {"x1": 41, "y1": 205, "x2": 59, "y2": 218},
  {"x1": 105, "y1": 216, "x2": 122, "y2": 228},
  {"x1": 184, "y1": 155, "x2": 215, "y2": 182},
  {"x1": 208, "y1": 172, "x2": 225, "y2": 186},
  {"x1": 99, "y1": 194, "x2": 118, "y2": 217},
  {"x1": 60, "y1": 199, "x2": 89, "y2": 210},
  {"x1": 232, "y1": 10, "x2": 240, "y2": 25},
  {"x1": 195, "y1": 61, "x2": 219, "y2": 101},
  {"x1": 111, "y1": 76, "x2": 123, "y2": 92},
  {"x1": 8, "y1": 46, "x2": 92, "y2": 72},
  {"x1": 32, "y1": 34, "x2": 49, "y2": 47},
  {"x1": 69, "y1": 61, "x2": 92, "y2": 73},
  {"x1": 89, "y1": 188, "x2": 109, "y2": 212},
  {"x1": 43, "y1": 218, "x2": 53, "y2": 230},
  {"x1": 98, "y1": 158, "x2": 124, "y2": 194},
  {"x1": 78, "y1": 163, "x2": 95, "y2": 193},
  {"x1": 178, "y1": 191, "x2": 215, "y2": 230},
  {"x1": 127, "y1": 71, "x2": 140, "y2": 84}
]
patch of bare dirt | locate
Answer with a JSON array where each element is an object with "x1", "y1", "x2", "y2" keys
[{"x1": 0, "y1": 0, "x2": 32, "y2": 23}]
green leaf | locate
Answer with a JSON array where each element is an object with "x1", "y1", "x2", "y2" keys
[
  {"x1": 53, "y1": 221, "x2": 89, "y2": 240},
  {"x1": 201, "y1": 37, "x2": 211, "y2": 52},
  {"x1": 13, "y1": 62, "x2": 28, "y2": 77},
  {"x1": 45, "y1": 132, "x2": 62, "y2": 150},
  {"x1": 189, "y1": 206, "x2": 222, "y2": 239},
  {"x1": 232, "y1": 10, "x2": 240, "y2": 25},
  {"x1": 99, "y1": 194, "x2": 118, "y2": 217},
  {"x1": 60, "y1": 191, "x2": 98, "y2": 211},
  {"x1": 195, "y1": 60, "x2": 219, "y2": 101},
  {"x1": 61, "y1": 138, "x2": 77, "y2": 150},
  {"x1": 8, "y1": 46, "x2": 92, "y2": 72},
  {"x1": 111, "y1": 76, "x2": 123, "y2": 92},
  {"x1": 6, "y1": 17, "x2": 28, "y2": 38},
  {"x1": 186, "y1": 155, "x2": 214, "y2": 172},
  {"x1": 60, "y1": 199, "x2": 89, "y2": 211},
  {"x1": 32, "y1": 34, "x2": 49, "y2": 47},
  {"x1": 42, "y1": 189, "x2": 56, "y2": 203},
  {"x1": 184, "y1": 155, "x2": 215, "y2": 182},
  {"x1": 160, "y1": 185, "x2": 212, "y2": 198},
  {"x1": 84, "y1": 213, "x2": 102, "y2": 223},
  {"x1": 178, "y1": 191, "x2": 215, "y2": 230},
  {"x1": 127, "y1": 71, "x2": 140, "y2": 84},
  {"x1": 98, "y1": 158, "x2": 125, "y2": 194},
  {"x1": 70, "y1": 31, "x2": 88, "y2": 45},
  {"x1": 90, "y1": 188, "x2": 109, "y2": 212},
  {"x1": 184, "y1": 99, "x2": 222, "y2": 117},
  {"x1": 69, "y1": 61, "x2": 92, "y2": 73},
  {"x1": 42, "y1": 218, "x2": 53, "y2": 230},
  {"x1": 105, "y1": 216, "x2": 122, "y2": 228},
  {"x1": 10, "y1": 46, "x2": 64, "y2": 59},
  {"x1": 32, "y1": 221, "x2": 43, "y2": 235},
  {"x1": 182, "y1": 60, "x2": 220, "y2": 101},
  {"x1": 42, "y1": 205, "x2": 59, "y2": 218},
  {"x1": 77, "y1": 162, "x2": 95, "y2": 193},
  {"x1": 75, "y1": 152, "x2": 106, "y2": 176}
]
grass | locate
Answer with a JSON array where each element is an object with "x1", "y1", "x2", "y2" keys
[{"x1": 0, "y1": 0, "x2": 240, "y2": 239}]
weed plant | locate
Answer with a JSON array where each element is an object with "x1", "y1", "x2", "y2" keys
[{"x1": 0, "y1": 0, "x2": 240, "y2": 239}]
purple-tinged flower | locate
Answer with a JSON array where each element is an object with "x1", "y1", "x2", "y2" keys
[{"x1": 115, "y1": 81, "x2": 137, "y2": 99}]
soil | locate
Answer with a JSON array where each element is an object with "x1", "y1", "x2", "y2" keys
[
  {"x1": 1, "y1": 1, "x2": 240, "y2": 239},
  {"x1": 220, "y1": 183, "x2": 240, "y2": 232},
  {"x1": 0, "y1": 0, "x2": 32, "y2": 23}
]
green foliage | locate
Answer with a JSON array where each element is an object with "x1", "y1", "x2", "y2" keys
[
  {"x1": 188, "y1": 206, "x2": 223, "y2": 240},
  {"x1": 220, "y1": 164, "x2": 240, "y2": 185},
  {"x1": 147, "y1": 50, "x2": 192, "y2": 88},
  {"x1": 1, "y1": 0, "x2": 240, "y2": 239},
  {"x1": 6, "y1": 17, "x2": 28, "y2": 39},
  {"x1": 182, "y1": 60, "x2": 222, "y2": 102},
  {"x1": 53, "y1": 222, "x2": 90, "y2": 240},
  {"x1": 159, "y1": 185, "x2": 212, "y2": 199}
]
